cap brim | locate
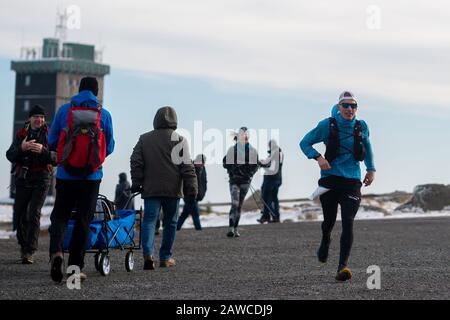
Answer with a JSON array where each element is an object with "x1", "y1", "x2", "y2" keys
[{"x1": 339, "y1": 99, "x2": 357, "y2": 104}]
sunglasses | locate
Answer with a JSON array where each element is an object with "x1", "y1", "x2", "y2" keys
[{"x1": 340, "y1": 103, "x2": 358, "y2": 109}]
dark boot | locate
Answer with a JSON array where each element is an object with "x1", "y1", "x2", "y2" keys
[
  {"x1": 22, "y1": 252, "x2": 34, "y2": 264},
  {"x1": 317, "y1": 237, "x2": 331, "y2": 263},
  {"x1": 257, "y1": 215, "x2": 270, "y2": 224},
  {"x1": 143, "y1": 255, "x2": 155, "y2": 270},
  {"x1": 50, "y1": 252, "x2": 64, "y2": 283}
]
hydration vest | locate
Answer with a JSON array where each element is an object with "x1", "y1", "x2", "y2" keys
[
  {"x1": 324, "y1": 117, "x2": 365, "y2": 163},
  {"x1": 57, "y1": 103, "x2": 106, "y2": 177}
]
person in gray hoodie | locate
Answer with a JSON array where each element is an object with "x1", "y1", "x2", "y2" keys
[{"x1": 130, "y1": 106, "x2": 197, "y2": 270}]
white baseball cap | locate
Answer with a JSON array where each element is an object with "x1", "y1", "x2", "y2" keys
[{"x1": 338, "y1": 91, "x2": 357, "y2": 104}]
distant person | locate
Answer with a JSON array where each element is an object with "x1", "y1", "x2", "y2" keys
[
  {"x1": 300, "y1": 91, "x2": 375, "y2": 281},
  {"x1": 223, "y1": 127, "x2": 259, "y2": 237},
  {"x1": 130, "y1": 106, "x2": 197, "y2": 270},
  {"x1": 6, "y1": 105, "x2": 56, "y2": 264},
  {"x1": 177, "y1": 154, "x2": 208, "y2": 231},
  {"x1": 115, "y1": 172, "x2": 134, "y2": 210},
  {"x1": 48, "y1": 77, "x2": 115, "y2": 282},
  {"x1": 257, "y1": 140, "x2": 283, "y2": 223}
]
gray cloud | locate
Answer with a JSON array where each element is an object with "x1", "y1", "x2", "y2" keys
[{"x1": 1, "y1": 0, "x2": 449, "y2": 110}]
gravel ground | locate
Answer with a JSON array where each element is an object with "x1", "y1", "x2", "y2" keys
[{"x1": 0, "y1": 217, "x2": 449, "y2": 300}]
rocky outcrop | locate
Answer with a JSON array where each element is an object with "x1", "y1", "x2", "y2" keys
[
  {"x1": 360, "y1": 205, "x2": 390, "y2": 216},
  {"x1": 375, "y1": 191, "x2": 412, "y2": 204},
  {"x1": 395, "y1": 184, "x2": 450, "y2": 212}
]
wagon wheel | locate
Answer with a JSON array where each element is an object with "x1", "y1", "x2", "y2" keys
[
  {"x1": 125, "y1": 251, "x2": 134, "y2": 272},
  {"x1": 94, "y1": 252, "x2": 101, "y2": 271},
  {"x1": 99, "y1": 253, "x2": 111, "y2": 276}
]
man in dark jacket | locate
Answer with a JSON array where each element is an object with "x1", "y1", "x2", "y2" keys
[
  {"x1": 177, "y1": 154, "x2": 207, "y2": 231},
  {"x1": 258, "y1": 140, "x2": 283, "y2": 223},
  {"x1": 223, "y1": 127, "x2": 259, "y2": 237},
  {"x1": 6, "y1": 105, "x2": 55, "y2": 264},
  {"x1": 130, "y1": 106, "x2": 197, "y2": 270},
  {"x1": 115, "y1": 172, "x2": 134, "y2": 210}
]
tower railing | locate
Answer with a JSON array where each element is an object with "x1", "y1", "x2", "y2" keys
[{"x1": 18, "y1": 46, "x2": 104, "y2": 63}]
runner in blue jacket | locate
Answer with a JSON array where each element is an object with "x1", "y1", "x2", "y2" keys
[{"x1": 300, "y1": 91, "x2": 376, "y2": 281}]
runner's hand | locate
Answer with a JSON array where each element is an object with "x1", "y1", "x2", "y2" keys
[
  {"x1": 317, "y1": 156, "x2": 331, "y2": 170},
  {"x1": 363, "y1": 171, "x2": 375, "y2": 186}
]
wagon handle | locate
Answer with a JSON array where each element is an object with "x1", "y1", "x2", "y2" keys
[{"x1": 123, "y1": 191, "x2": 141, "y2": 210}]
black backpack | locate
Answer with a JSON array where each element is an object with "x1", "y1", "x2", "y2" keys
[{"x1": 324, "y1": 117, "x2": 365, "y2": 163}]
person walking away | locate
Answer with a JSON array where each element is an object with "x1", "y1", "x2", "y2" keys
[
  {"x1": 115, "y1": 172, "x2": 134, "y2": 210},
  {"x1": 223, "y1": 127, "x2": 259, "y2": 238},
  {"x1": 47, "y1": 77, "x2": 115, "y2": 282},
  {"x1": 257, "y1": 140, "x2": 283, "y2": 223},
  {"x1": 300, "y1": 91, "x2": 375, "y2": 281},
  {"x1": 6, "y1": 105, "x2": 56, "y2": 264},
  {"x1": 177, "y1": 154, "x2": 208, "y2": 231},
  {"x1": 130, "y1": 106, "x2": 197, "y2": 270}
]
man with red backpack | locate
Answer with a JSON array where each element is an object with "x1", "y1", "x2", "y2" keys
[{"x1": 47, "y1": 77, "x2": 115, "y2": 282}]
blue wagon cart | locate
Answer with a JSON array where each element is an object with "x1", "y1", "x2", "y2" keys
[{"x1": 63, "y1": 193, "x2": 142, "y2": 276}]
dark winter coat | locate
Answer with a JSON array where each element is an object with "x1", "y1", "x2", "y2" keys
[
  {"x1": 115, "y1": 176, "x2": 133, "y2": 210},
  {"x1": 6, "y1": 122, "x2": 55, "y2": 184},
  {"x1": 130, "y1": 107, "x2": 198, "y2": 199},
  {"x1": 194, "y1": 165, "x2": 207, "y2": 202},
  {"x1": 223, "y1": 143, "x2": 259, "y2": 185}
]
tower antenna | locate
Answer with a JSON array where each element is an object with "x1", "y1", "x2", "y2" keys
[{"x1": 54, "y1": 7, "x2": 68, "y2": 57}]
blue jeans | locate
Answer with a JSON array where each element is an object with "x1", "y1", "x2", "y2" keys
[
  {"x1": 142, "y1": 197, "x2": 180, "y2": 260},
  {"x1": 177, "y1": 199, "x2": 202, "y2": 230}
]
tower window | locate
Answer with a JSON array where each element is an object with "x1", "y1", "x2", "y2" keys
[
  {"x1": 24, "y1": 100, "x2": 30, "y2": 112},
  {"x1": 25, "y1": 75, "x2": 31, "y2": 86}
]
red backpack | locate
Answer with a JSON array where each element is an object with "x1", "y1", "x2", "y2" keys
[{"x1": 57, "y1": 103, "x2": 106, "y2": 176}]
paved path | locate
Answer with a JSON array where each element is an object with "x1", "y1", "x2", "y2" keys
[{"x1": 1, "y1": 217, "x2": 449, "y2": 300}]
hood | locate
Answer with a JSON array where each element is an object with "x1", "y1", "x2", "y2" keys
[
  {"x1": 153, "y1": 106, "x2": 178, "y2": 130},
  {"x1": 331, "y1": 104, "x2": 339, "y2": 118},
  {"x1": 71, "y1": 90, "x2": 99, "y2": 107},
  {"x1": 119, "y1": 172, "x2": 127, "y2": 182},
  {"x1": 194, "y1": 154, "x2": 206, "y2": 165},
  {"x1": 268, "y1": 139, "x2": 279, "y2": 149}
]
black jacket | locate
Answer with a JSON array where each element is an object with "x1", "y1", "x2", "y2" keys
[
  {"x1": 115, "y1": 180, "x2": 134, "y2": 210},
  {"x1": 6, "y1": 123, "x2": 55, "y2": 183},
  {"x1": 195, "y1": 165, "x2": 207, "y2": 201},
  {"x1": 223, "y1": 143, "x2": 259, "y2": 185}
]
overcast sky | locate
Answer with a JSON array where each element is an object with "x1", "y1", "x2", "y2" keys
[{"x1": 0, "y1": 1, "x2": 449, "y2": 203}]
